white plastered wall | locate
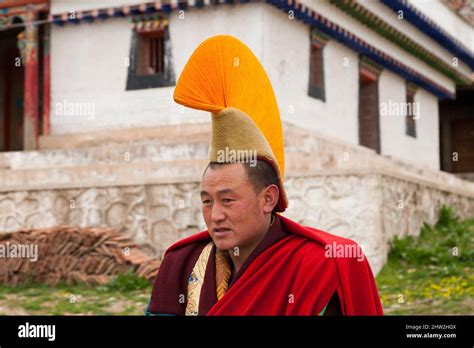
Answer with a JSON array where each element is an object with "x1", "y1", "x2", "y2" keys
[
  {"x1": 378, "y1": 70, "x2": 440, "y2": 170},
  {"x1": 50, "y1": 2, "x2": 443, "y2": 168}
]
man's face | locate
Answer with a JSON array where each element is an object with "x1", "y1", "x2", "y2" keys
[{"x1": 200, "y1": 163, "x2": 268, "y2": 252}]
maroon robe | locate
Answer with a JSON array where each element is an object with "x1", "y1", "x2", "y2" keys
[{"x1": 148, "y1": 215, "x2": 383, "y2": 316}]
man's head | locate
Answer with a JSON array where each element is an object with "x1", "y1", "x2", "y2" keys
[{"x1": 200, "y1": 160, "x2": 280, "y2": 252}]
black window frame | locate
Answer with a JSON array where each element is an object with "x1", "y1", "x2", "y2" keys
[
  {"x1": 126, "y1": 17, "x2": 175, "y2": 91},
  {"x1": 405, "y1": 84, "x2": 417, "y2": 138},
  {"x1": 308, "y1": 28, "x2": 328, "y2": 102}
]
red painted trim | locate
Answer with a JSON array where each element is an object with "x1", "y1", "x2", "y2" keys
[
  {"x1": 42, "y1": 43, "x2": 50, "y2": 135},
  {"x1": 360, "y1": 67, "x2": 378, "y2": 83},
  {"x1": 4, "y1": 57, "x2": 12, "y2": 150},
  {"x1": 0, "y1": 0, "x2": 47, "y2": 10},
  {"x1": 0, "y1": 4, "x2": 47, "y2": 16},
  {"x1": 24, "y1": 50, "x2": 39, "y2": 149},
  {"x1": 23, "y1": 6, "x2": 39, "y2": 150}
]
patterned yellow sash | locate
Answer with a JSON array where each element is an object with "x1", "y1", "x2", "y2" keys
[
  {"x1": 215, "y1": 249, "x2": 232, "y2": 300},
  {"x1": 185, "y1": 242, "x2": 213, "y2": 316},
  {"x1": 185, "y1": 243, "x2": 232, "y2": 315}
]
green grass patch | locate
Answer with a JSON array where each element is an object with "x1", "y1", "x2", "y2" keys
[
  {"x1": 2, "y1": 206, "x2": 471, "y2": 315},
  {"x1": 377, "y1": 206, "x2": 474, "y2": 315},
  {"x1": 0, "y1": 273, "x2": 153, "y2": 315},
  {"x1": 98, "y1": 272, "x2": 152, "y2": 292}
]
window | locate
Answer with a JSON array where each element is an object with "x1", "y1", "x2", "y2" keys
[
  {"x1": 405, "y1": 84, "x2": 417, "y2": 138},
  {"x1": 358, "y1": 59, "x2": 382, "y2": 154},
  {"x1": 137, "y1": 30, "x2": 164, "y2": 75},
  {"x1": 308, "y1": 29, "x2": 328, "y2": 101},
  {"x1": 126, "y1": 17, "x2": 175, "y2": 90}
]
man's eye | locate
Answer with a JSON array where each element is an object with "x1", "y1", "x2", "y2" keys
[
  {"x1": 222, "y1": 198, "x2": 234, "y2": 203},
  {"x1": 202, "y1": 200, "x2": 211, "y2": 204}
]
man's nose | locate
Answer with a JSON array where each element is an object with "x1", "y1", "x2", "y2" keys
[{"x1": 210, "y1": 203, "x2": 226, "y2": 223}]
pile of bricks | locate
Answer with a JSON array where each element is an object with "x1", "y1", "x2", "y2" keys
[{"x1": 0, "y1": 226, "x2": 161, "y2": 287}]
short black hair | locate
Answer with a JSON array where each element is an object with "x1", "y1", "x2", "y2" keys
[{"x1": 204, "y1": 160, "x2": 279, "y2": 194}]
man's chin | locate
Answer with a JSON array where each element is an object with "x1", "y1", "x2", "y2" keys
[{"x1": 212, "y1": 239, "x2": 235, "y2": 252}]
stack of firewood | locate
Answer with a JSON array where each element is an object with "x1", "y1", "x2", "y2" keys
[{"x1": 0, "y1": 226, "x2": 161, "y2": 287}]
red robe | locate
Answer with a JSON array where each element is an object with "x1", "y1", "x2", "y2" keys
[{"x1": 148, "y1": 215, "x2": 383, "y2": 316}]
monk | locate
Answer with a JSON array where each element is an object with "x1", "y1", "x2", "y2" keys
[{"x1": 147, "y1": 35, "x2": 383, "y2": 316}]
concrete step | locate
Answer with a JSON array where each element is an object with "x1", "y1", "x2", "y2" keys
[
  {"x1": 0, "y1": 122, "x2": 374, "y2": 170},
  {"x1": 0, "y1": 139, "x2": 210, "y2": 170},
  {"x1": 1, "y1": 123, "x2": 473, "y2": 197}
]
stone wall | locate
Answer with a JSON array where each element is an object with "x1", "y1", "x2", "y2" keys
[
  {"x1": 0, "y1": 183, "x2": 204, "y2": 258},
  {"x1": 1, "y1": 170, "x2": 473, "y2": 274},
  {"x1": 1, "y1": 124, "x2": 474, "y2": 274}
]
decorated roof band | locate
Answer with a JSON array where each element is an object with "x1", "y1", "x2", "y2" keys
[
  {"x1": 269, "y1": 0, "x2": 455, "y2": 100},
  {"x1": 2, "y1": 0, "x2": 463, "y2": 99},
  {"x1": 311, "y1": 27, "x2": 329, "y2": 47},
  {"x1": 381, "y1": 0, "x2": 474, "y2": 70},
  {"x1": 133, "y1": 18, "x2": 169, "y2": 32},
  {"x1": 330, "y1": 0, "x2": 471, "y2": 85}
]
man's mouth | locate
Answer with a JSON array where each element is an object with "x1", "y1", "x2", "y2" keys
[{"x1": 213, "y1": 227, "x2": 232, "y2": 234}]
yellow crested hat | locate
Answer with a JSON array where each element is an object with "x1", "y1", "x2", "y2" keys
[{"x1": 173, "y1": 35, "x2": 287, "y2": 212}]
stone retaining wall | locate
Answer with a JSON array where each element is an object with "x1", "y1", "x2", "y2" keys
[
  {"x1": 1, "y1": 124, "x2": 473, "y2": 274},
  {"x1": 1, "y1": 170, "x2": 473, "y2": 274}
]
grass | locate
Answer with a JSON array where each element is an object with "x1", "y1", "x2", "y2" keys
[
  {"x1": 0, "y1": 206, "x2": 472, "y2": 315},
  {"x1": 376, "y1": 206, "x2": 474, "y2": 315},
  {"x1": 0, "y1": 273, "x2": 153, "y2": 315}
]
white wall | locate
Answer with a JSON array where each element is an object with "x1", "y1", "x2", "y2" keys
[
  {"x1": 410, "y1": 0, "x2": 474, "y2": 54},
  {"x1": 301, "y1": 0, "x2": 456, "y2": 94},
  {"x1": 261, "y1": 5, "x2": 360, "y2": 144},
  {"x1": 379, "y1": 70, "x2": 440, "y2": 170},
  {"x1": 261, "y1": 4, "x2": 441, "y2": 171},
  {"x1": 50, "y1": 4, "x2": 267, "y2": 134},
  {"x1": 51, "y1": 0, "x2": 155, "y2": 14},
  {"x1": 50, "y1": 2, "x2": 442, "y2": 168},
  {"x1": 359, "y1": 0, "x2": 471, "y2": 79},
  {"x1": 51, "y1": 16, "x2": 177, "y2": 134}
]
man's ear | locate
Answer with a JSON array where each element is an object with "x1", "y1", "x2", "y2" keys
[{"x1": 262, "y1": 184, "x2": 280, "y2": 214}]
